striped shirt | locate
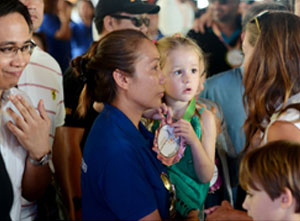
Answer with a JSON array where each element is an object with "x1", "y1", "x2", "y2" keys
[{"x1": 18, "y1": 46, "x2": 66, "y2": 221}]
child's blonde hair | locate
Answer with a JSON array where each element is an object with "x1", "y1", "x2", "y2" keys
[
  {"x1": 156, "y1": 34, "x2": 207, "y2": 74},
  {"x1": 239, "y1": 140, "x2": 300, "y2": 213}
]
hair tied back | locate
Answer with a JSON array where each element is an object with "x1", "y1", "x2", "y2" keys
[{"x1": 79, "y1": 57, "x2": 88, "y2": 84}]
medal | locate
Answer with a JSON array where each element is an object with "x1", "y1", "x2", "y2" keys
[
  {"x1": 157, "y1": 124, "x2": 181, "y2": 158},
  {"x1": 226, "y1": 48, "x2": 244, "y2": 67},
  {"x1": 153, "y1": 98, "x2": 196, "y2": 166}
]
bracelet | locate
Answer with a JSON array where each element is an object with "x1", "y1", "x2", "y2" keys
[{"x1": 28, "y1": 151, "x2": 52, "y2": 166}]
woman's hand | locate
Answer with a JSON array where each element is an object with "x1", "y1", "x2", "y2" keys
[
  {"x1": 143, "y1": 103, "x2": 173, "y2": 124},
  {"x1": 6, "y1": 94, "x2": 51, "y2": 160}
]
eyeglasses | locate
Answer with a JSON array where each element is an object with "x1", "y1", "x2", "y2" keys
[
  {"x1": 160, "y1": 172, "x2": 176, "y2": 218},
  {"x1": 0, "y1": 41, "x2": 36, "y2": 58},
  {"x1": 110, "y1": 14, "x2": 150, "y2": 28},
  {"x1": 250, "y1": 10, "x2": 269, "y2": 33}
]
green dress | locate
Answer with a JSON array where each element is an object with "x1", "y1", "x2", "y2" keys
[{"x1": 152, "y1": 98, "x2": 210, "y2": 217}]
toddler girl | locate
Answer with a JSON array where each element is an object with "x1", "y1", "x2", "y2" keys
[{"x1": 154, "y1": 35, "x2": 217, "y2": 218}]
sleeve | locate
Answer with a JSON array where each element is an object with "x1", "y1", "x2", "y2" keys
[
  {"x1": 38, "y1": 14, "x2": 59, "y2": 37},
  {"x1": 99, "y1": 151, "x2": 158, "y2": 220},
  {"x1": 55, "y1": 71, "x2": 66, "y2": 127}
]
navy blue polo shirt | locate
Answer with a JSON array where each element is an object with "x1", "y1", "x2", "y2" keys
[{"x1": 81, "y1": 104, "x2": 169, "y2": 220}]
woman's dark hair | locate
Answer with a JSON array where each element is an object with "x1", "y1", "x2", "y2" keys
[
  {"x1": 72, "y1": 29, "x2": 151, "y2": 116},
  {"x1": 243, "y1": 12, "x2": 300, "y2": 149},
  {"x1": 242, "y1": 2, "x2": 289, "y2": 30},
  {"x1": 0, "y1": 0, "x2": 33, "y2": 32}
]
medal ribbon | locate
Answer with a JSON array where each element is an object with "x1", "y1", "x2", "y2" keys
[{"x1": 182, "y1": 97, "x2": 196, "y2": 122}]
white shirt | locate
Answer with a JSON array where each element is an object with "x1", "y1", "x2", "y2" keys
[
  {"x1": 263, "y1": 93, "x2": 300, "y2": 144},
  {"x1": 0, "y1": 88, "x2": 30, "y2": 221}
]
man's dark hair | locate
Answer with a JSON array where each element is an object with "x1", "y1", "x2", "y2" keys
[{"x1": 0, "y1": 0, "x2": 33, "y2": 32}]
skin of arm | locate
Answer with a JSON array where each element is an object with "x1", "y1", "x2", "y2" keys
[
  {"x1": 61, "y1": 126, "x2": 84, "y2": 198},
  {"x1": 295, "y1": 0, "x2": 300, "y2": 16},
  {"x1": 192, "y1": 5, "x2": 213, "y2": 33},
  {"x1": 267, "y1": 121, "x2": 300, "y2": 144},
  {"x1": 139, "y1": 209, "x2": 161, "y2": 221},
  {"x1": 52, "y1": 126, "x2": 76, "y2": 220},
  {"x1": 172, "y1": 108, "x2": 216, "y2": 183}
]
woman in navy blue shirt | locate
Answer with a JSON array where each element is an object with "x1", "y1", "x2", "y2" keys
[{"x1": 72, "y1": 29, "x2": 170, "y2": 220}]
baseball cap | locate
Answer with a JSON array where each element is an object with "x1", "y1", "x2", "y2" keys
[{"x1": 95, "y1": 0, "x2": 160, "y2": 21}]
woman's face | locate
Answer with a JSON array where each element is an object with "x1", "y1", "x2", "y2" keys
[
  {"x1": 127, "y1": 39, "x2": 165, "y2": 111},
  {"x1": 242, "y1": 30, "x2": 255, "y2": 71},
  {"x1": 0, "y1": 13, "x2": 32, "y2": 94}
]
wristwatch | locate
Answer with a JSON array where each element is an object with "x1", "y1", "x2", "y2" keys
[{"x1": 28, "y1": 152, "x2": 52, "y2": 166}]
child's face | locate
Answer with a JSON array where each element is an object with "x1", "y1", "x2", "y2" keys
[
  {"x1": 243, "y1": 187, "x2": 282, "y2": 221},
  {"x1": 162, "y1": 47, "x2": 205, "y2": 103}
]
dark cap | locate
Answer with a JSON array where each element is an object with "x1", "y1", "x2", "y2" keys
[{"x1": 95, "y1": 0, "x2": 160, "y2": 21}]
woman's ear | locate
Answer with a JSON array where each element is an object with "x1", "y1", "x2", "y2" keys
[
  {"x1": 103, "y1": 15, "x2": 114, "y2": 32},
  {"x1": 112, "y1": 69, "x2": 131, "y2": 90},
  {"x1": 280, "y1": 187, "x2": 294, "y2": 210}
]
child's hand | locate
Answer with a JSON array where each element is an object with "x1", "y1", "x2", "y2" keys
[
  {"x1": 143, "y1": 103, "x2": 173, "y2": 124},
  {"x1": 172, "y1": 119, "x2": 199, "y2": 146}
]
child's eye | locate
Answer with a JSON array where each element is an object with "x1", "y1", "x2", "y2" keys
[
  {"x1": 174, "y1": 70, "x2": 182, "y2": 75},
  {"x1": 191, "y1": 68, "x2": 198, "y2": 74}
]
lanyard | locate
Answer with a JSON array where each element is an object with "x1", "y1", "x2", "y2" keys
[
  {"x1": 182, "y1": 97, "x2": 196, "y2": 122},
  {"x1": 211, "y1": 22, "x2": 241, "y2": 50}
]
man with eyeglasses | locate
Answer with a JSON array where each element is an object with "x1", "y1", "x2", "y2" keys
[
  {"x1": 0, "y1": 0, "x2": 53, "y2": 220},
  {"x1": 188, "y1": 0, "x2": 242, "y2": 77},
  {"x1": 93, "y1": 0, "x2": 158, "y2": 40},
  {"x1": 62, "y1": 0, "x2": 160, "y2": 219},
  {"x1": 16, "y1": 0, "x2": 72, "y2": 220}
]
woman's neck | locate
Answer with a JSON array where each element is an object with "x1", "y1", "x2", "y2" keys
[
  {"x1": 111, "y1": 97, "x2": 144, "y2": 129},
  {"x1": 165, "y1": 96, "x2": 189, "y2": 119}
]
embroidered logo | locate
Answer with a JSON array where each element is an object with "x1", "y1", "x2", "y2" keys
[
  {"x1": 81, "y1": 158, "x2": 88, "y2": 173},
  {"x1": 51, "y1": 90, "x2": 56, "y2": 100}
]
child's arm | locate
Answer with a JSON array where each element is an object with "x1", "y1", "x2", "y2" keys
[{"x1": 173, "y1": 108, "x2": 217, "y2": 182}]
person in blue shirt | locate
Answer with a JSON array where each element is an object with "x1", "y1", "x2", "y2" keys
[
  {"x1": 73, "y1": 29, "x2": 170, "y2": 220},
  {"x1": 39, "y1": 0, "x2": 73, "y2": 72},
  {"x1": 200, "y1": 67, "x2": 245, "y2": 154},
  {"x1": 70, "y1": 0, "x2": 94, "y2": 59}
]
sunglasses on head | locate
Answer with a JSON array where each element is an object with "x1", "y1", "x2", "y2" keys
[
  {"x1": 250, "y1": 10, "x2": 269, "y2": 33},
  {"x1": 110, "y1": 14, "x2": 150, "y2": 28}
]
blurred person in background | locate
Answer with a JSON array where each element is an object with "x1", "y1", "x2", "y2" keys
[
  {"x1": 188, "y1": 0, "x2": 242, "y2": 77},
  {"x1": 39, "y1": 0, "x2": 74, "y2": 72},
  {"x1": 71, "y1": 0, "x2": 94, "y2": 59}
]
